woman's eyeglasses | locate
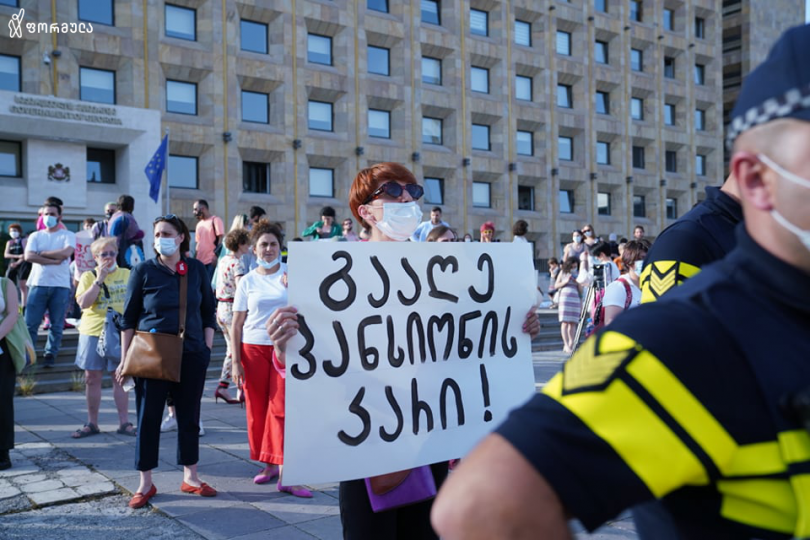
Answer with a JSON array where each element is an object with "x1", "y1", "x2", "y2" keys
[
  {"x1": 364, "y1": 182, "x2": 424, "y2": 204},
  {"x1": 96, "y1": 251, "x2": 117, "y2": 258}
]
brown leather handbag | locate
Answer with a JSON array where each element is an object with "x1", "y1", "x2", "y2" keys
[{"x1": 120, "y1": 270, "x2": 187, "y2": 382}]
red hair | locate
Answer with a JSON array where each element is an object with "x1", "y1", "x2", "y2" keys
[
  {"x1": 480, "y1": 221, "x2": 495, "y2": 233},
  {"x1": 349, "y1": 163, "x2": 417, "y2": 229}
]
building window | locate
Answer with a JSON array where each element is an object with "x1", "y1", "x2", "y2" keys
[
  {"x1": 595, "y1": 40, "x2": 609, "y2": 64},
  {"x1": 241, "y1": 20, "x2": 268, "y2": 54},
  {"x1": 472, "y1": 182, "x2": 491, "y2": 208},
  {"x1": 422, "y1": 56, "x2": 442, "y2": 85},
  {"x1": 79, "y1": 67, "x2": 115, "y2": 104},
  {"x1": 368, "y1": 109, "x2": 391, "y2": 139},
  {"x1": 664, "y1": 56, "x2": 675, "y2": 78},
  {"x1": 696, "y1": 154, "x2": 706, "y2": 176},
  {"x1": 695, "y1": 17, "x2": 705, "y2": 39},
  {"x1": 515, "y1": 75, "x2": 532, "y2": 101},
  {"x1": 556, "y1": 84, "x2": 572, "y2": 108},
  {"x1": 695, "y1": 108, "x2": 706, "y2": 130},
  {"x1": 594, "y1": 0, "x2": 607, "y2": 12},
  {"x1": 472, "y1": 124, "x2": 490, "y2": 151},
  {"x1": 424, "y1": 177, "x2": 444, "y2": 204},
  {"x1": 631, "y1": 97, "x2": 644, "y2": 120},
  {"x1": 309, "y1": 168, "x2": 334, "y2": 197},
  {"x1": 86, "y1": 148, "x2": 116, "y2": 184},
  {"x1": 663, "y1": 8, "x2": 674, "y2": 31},
  {"x1": 595, "y1": 91, "x2": 610, "y2": 114},
  {"x1": 165, "y1": 4, "x2": 196, "y2": 41},
  {"x1": 664, "y1": 103, "x2": 675, "y2": 125},
  {"x1": 630, "y1": 0, "x2": 642, "y2": 22},
  {"x1": 0, "y1": 140, "x2": 22, "y2": 178},
  {"x1": 471, "y1": 66, "x2": 489, "y2": 93},
  {"x1": 168, "y1": 155, "x2": 198, "y2": 189},
  {"x1": 632, "y1": 145, "x2": 645, "y2": 169},
  {"x1": 308, "y1": 100, "x2": 333, "y2": 131},
  {"x1": 422, "y1": 117, "x2": 443, "y2": 145},
  {"x1": 665, "y1": 150, "x2": 677, "y2": 172},
  {"x1": 242, "y1": 91, "x2": 269, "y2": 124},
  {"x1": 666, "y1": 197, "x2": 678, "y2": 219},
  {"x1": 515, "y1": 20, "x2": 531, "y2": 46},
  {"x1": 243, "y1": 162, "x2": 270, "y2": 194},
  {"x1": 631, "y1": 48, "x2": 643, "y2": 72},
  {"x1": 308, "y1": 34, "x2": 332, "y2": 65},
  {"x1": 597, "y1": 192, "x2": 611, "y2": 215},
  {"x1": 368, "y1": 0, "x2": 388, "y2": 13},
  {"x1": 470, "y1": 9, "x2": 488, "y2": 36},
  {"x1": 558, "y1": 136, "x2": 573, "y2": 161},
  {"x1": 517, "y1": 130, "x2": 533, "y2": 156},
  {"x1": 166, "y1": 80, "x2": 197, "y2": 115},
  {"x1": 556, "y1": 31, "x2": 572, "y2": 56},
  {"x1": 0, "y1": 55, "x2": 20, "y2": 92},
  {"x1": 596, "y1": 141, "x2": 610, "y2": 165},
  {"x1": 518, "y1": 186, "x2": 534, "y2": 211},
  {"x1": 368, "y1": 46, "x2": 390, "y2": 76},
  {"x1": 559, "y1": 189, "x2": 574, "y2": 213},
  {"x1": 79, "y1": 0, "x2": 114, "y2": 26},
  {"x1": 694, "y1": 63, "x2": 705, "y2": 85},
  {"x1": 633, "y1": 195, "x2": 646, "y2": 218},
  {"x1": 421, "y1": 0, "x2": 440, "y2": 25}
]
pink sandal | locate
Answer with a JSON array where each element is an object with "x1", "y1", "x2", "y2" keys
[
  {"x1": 253, "y1": 465, "x2": 280, "y2": 484},
  {"x1": 277, "y1": 482, "x2": 313, "y2": 498}
]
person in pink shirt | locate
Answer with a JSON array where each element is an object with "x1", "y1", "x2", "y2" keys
[{"x1": 193, "y1": 199, "x2": 225, "y2": 282}]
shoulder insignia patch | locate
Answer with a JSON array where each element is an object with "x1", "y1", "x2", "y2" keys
[
  {"x1": 562, "y1": 332, "x2": 640, "y2": 394},
  {"x1": 640, "y1": 260, "x2": 701, "y2": 303}
]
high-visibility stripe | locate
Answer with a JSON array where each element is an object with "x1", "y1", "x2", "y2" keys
[
  {"x1": 779, "y1": 431, "x2": 810, "y2": 464},
  {"x1": 718, "y1": 479, "x2": 796, "y2": 534},
  {"x1": 790, "y1": 475, "x2": 810, "y2": 537},
  {"x1": 626, "y1": 351, "x2": 738, "y2": 472},
  {"x1": 727, "y1": 441, "x2": 787, "y2": 477},
  {"x1": 547, "y1": 376, "x2": 708, "y2": 497}
]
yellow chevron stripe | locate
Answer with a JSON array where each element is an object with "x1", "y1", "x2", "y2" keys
[{"x1": 718, "y1": 479, "x2": 796, "y2": 534}]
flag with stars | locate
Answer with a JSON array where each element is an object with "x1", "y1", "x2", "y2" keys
[{"x1": 144, "y1": 135, "x2": 168, "y2": 203}]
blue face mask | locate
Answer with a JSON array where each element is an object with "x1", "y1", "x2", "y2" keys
[
  {"x1": 44, "y1": 215, "x2": 58, "y2": 229},
  {"x1": 634, "y1": 261, "x2": 644, "y2": 275},
  {"x1": 257, "y1": 256, "x2": 280, "y2": 270}
]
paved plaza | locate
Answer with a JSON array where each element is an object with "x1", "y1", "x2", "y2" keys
[{"x1": 1, "y1": 351, "x2": 637, "y2": 539}]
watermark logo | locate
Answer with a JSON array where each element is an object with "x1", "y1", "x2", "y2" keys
[{"x1": 7, "y1": 8, "x2": 93, "y2": 37}]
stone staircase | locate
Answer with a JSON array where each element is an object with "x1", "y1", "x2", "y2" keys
[{"x1": 15, "y1": 309, "x2": 565, "y2": 394}]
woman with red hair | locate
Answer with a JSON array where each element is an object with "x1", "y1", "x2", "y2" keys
[
  {"x1": 479, "y1": 221, "x2": 495, "y2": 242},
  {"x1": 264, "y1": 162, "x2": 542, "y2": 539}
]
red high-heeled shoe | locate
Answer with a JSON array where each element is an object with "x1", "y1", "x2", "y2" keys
[{"x1": 214, "y1": 387, "x2": 239, "y2": 404}]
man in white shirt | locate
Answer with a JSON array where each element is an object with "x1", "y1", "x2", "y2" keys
[
  {"x1": 412, "y1": 207, "x2": 449, "y2": 242},
  {"x1": 24, "y1": 203, "x2": 76, "y2": 368}
]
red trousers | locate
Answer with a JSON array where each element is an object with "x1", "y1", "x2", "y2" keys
[{"x1": 241, "y1": 343, "x2": 285, "y2": 464}]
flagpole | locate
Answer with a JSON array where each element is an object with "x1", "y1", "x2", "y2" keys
[{"x1": 164, "y1": 127, "x2": 170, "y2": 215}]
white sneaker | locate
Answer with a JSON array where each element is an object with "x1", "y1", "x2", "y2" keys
[
  {"x1": 160, "y1": 414, "x2": 177, "y2": 432},
  {"x1": 199, "y1": 419, "x2": 205, "y2": 437}
]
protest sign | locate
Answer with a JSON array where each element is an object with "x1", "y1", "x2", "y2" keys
[
  {"x1": 283, "y1": 242, "x2": 537, "y2": 485},
  {"x1": 74, "y1": 230, "x2": 95, "y2": 278}
]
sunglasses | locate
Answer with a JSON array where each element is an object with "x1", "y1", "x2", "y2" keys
[
  {"x1": 96, "y1": 251, "x2": 117, "y2": 258},
  {"x1": 364, "y1": 182, "x2": 424, "y2": 204},
  {"x1": 154, "y1": 214, "x2": 180, "y2": 224}
]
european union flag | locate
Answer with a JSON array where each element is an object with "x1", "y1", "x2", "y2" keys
[{"x1": 144, "y1": 135, "x2": 168, "y2": 203}]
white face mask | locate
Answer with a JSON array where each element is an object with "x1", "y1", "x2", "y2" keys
[
  {"x1": 257, "y1": 256, "x2": 280, "y2": 270},
  {"x1": 759, "y1": 154, "x2": 810, "y2": 252},
  {"x1": 464, "y1": 238, "x2": 472, "y2": 243},
  {"x1": 584, "y1": 231, "x2": 593, "y2": 238},
  {"x1": 44, "y1": 215, "x2": 58, "y2": 229},
  {"x1": 573, "y1": 235, "x2": 583, "y2": 244},
  {"x1": 154, "y1": 237, "x2": 179, "y2": 256},
  {"x1": 634, "y1": 260, "x2": 644, "y2": 275},
  {"x1": 9, "y1": 231, "x2": 19, "y2": 239},
  {"x1": 372, "y1": 202, "x2": 423, "y2": 242}
]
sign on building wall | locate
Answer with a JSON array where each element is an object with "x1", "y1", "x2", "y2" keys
[{"x1": 283, "y1": 242, "x2": 537, "y2": 485}]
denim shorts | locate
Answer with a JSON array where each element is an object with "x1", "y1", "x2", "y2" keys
[{"x1": 75, "y1": 334, "x2": 118, "y2": 372}]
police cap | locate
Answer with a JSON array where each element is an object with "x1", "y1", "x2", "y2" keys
[{"x1": 726, "y1": 24, "x2": 810, "y2": 149}]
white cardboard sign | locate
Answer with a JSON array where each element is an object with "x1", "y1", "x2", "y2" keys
[
  {"x1": 74, "y1": 230, "x2": 95, "y2": 278},
  {"x1": 283, "y1": 242, "x2": 537, "y2": 485}
]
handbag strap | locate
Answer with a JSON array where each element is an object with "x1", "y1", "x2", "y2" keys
[{"x1": 178, "y1": 269, "x2": 188, "y2": 339}]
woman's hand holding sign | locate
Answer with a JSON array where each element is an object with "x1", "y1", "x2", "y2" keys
[
  {"x1": 523, "y1": 308, "x2": 541, "y2": 340},
  {"x1": 266, "y1": 306, "x2": 300, "y2": 366}
]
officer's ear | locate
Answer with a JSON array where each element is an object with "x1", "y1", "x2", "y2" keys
[{"x1": 731, "y1": 151, "x2": 776, "y2": 212}]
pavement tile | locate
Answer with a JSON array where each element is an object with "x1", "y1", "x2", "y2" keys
[
  {"x1": 149, "y1": 491, "x2": 243, "y2": 518},
  {"x1": 28, "y1": 486, "x2": 80, "y2": 505},
  {"x1": 0, "y1": 462, "x2": 40, "y2": 478},
  {"x1": 0, "y1": 485, "x2": 22, "y2": 500},
  {"x1": 231, "y1": 525, "x2": 317, "y2": 540},
  {"x1": 177, "y1": 503, "x2": 286, "y2": 540},
  {"x1": 13, "y1": 473, "x2": 48, "y2": 485},
  {"x1": 296, "y1": 516, "x2": 343, "y2": 540},
  {"x1": 75, "y1": 481, "x2": 117, "y2": 496},
  {"x1": 250, "y1": 492, "x2": 340, "y2": 525},
  {"x1": 20, "y1": 479, "x2": 65, "y2": 493},
  {"x1": 61, "y1": 471, "x2": 108, "y2": 487}
]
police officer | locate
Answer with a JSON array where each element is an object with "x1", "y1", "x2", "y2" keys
[{"x1": 431, "y1": 23, "x2": 810, "y2": 540}]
